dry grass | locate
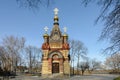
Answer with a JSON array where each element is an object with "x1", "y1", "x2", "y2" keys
[{"x1": 114, "y1": 76, "x2": 120, "y2": 80}]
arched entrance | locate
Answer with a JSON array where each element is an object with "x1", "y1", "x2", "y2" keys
[
  {"x1": 52, "y1": 62, "x2": 59, "y2": 73},
  {"x1": 48, "y1": 51, "x2": 63, "y2": 74},
  {"x1": 52, "y1": 54, "x2": 60, "y2": 73}
]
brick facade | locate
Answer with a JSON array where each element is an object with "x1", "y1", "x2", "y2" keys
[{"x1": 41, "y1": 8, "x2": 70, "y2": 76}]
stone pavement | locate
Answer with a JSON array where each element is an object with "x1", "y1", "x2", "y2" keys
[
  {"x1": 8, "y1": 74, "x2": 119, "y2": 80},
  {"x1": 70, "y1": 74, "x2": 119, "y2": 80}
]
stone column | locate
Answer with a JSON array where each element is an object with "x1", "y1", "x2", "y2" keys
[
  {"x1": 63, "y1": 58, "x2": 70, "y2": 75},
  {"x1": 60, "y1": 58, "x2": 63, "y2": 74},
  {"x1": 48, "y1": 58, "x2": 52, "y2": 74}
]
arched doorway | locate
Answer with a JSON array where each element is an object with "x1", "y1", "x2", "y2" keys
[
  {"x1": 52, "y1": 62, "x2": 59, "y2": 73},
  {"x1": 52, "y1": 54, "x2": 59, "y2": 73},
  {"x1": 49, "y1": 52, "x2": 63, "y2": 74}
]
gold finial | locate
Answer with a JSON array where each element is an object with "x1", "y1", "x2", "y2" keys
[{"x1": 53, "y1": 8, "x2": 59, "y2": 25}]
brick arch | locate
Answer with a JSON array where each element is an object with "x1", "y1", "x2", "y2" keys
[{"x1": 48, "y1": 51, "x2": 63, "y2": 58}]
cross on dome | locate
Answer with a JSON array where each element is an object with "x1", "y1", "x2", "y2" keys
[
  {"x1": 63, "y1": 27, "x2": 67, "y2": 33},
  {"x1": 54, "y1": 8, "x2": 59, "y2": 15},
  {"x1": 44, "y1": 26, "x2": 49, "y2": 33}
]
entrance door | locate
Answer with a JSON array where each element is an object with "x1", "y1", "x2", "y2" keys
[{"x1": 52, "y1": 63, "x2": 59, "y2": 73}]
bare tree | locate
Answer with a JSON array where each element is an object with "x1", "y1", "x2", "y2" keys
[
  {"x1": 75, "y1": 41, "x2": 88, "y2": 74},
  {"x1": 69, "y1": 39, "x2": 87, "y2": 75},
  {"x1": 69, "y1": 40, "x2": 76, "y2": 75},
  {"x1": 79, "y1": 61, "x2": 89, "y2": 75},
  {"x1": 25, "y1": 46, "x2": 42, "y2": 73},
  {"x1": 88, "y1": 58, "x2": 101, "y2": 73},
  {"x1": 0, "y1": 36, "x2": 42, "y2": 75},
  {"x1": 0, "y1": 46, "x2": 9, "y2": 71},
  {"x1": 1, "y1": 36, "x2": 25, "y2": 74},
  {"x1": 16, "y1": 0, "x2": 51, "y2": 9},
  {"x1": 82, "y1": 0, "x2": 120, "y2": 54},
  {"x1": 78, "y1": 58, "x2": 101, "y2": 75},
  {"x1": 105, "y1": 52, "x2": 120, "y2": 72}
]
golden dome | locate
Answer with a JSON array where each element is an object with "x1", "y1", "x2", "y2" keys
[
  {"x1": 63, "y1": 33, "x2": 68, "y2": 37},
  {"x1": 43, "y1": 33, "x2": 49, "y2": 37}
]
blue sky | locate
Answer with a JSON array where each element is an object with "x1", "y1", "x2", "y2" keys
[{"x1": 0, "y1": 0, "x2": 108, "y2": 62}]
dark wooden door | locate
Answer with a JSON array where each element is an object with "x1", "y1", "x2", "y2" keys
[{"x1": 52, "y1": 63, "x2": 59, "y2": 73}]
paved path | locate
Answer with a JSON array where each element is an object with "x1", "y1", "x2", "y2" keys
[
  {"x1": 9, "y1": 74, "x2": 119, "y2": 80},
  {"x1": 70, "y1": 74, "x2": 120, "y2": 80}
]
